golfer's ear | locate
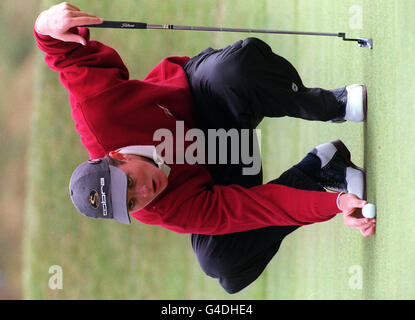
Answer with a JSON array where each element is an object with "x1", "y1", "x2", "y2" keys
[{"x1": 108, "y1": 151, "x2": 126, "y2": 161}]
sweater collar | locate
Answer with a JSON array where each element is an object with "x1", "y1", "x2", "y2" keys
[{"x1": 116, "y1": 145, "x2": 171, "y2": 178}]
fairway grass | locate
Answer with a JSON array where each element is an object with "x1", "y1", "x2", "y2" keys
[{"x1": 24, "y1": 0, "x2": 415, "y2": 299}]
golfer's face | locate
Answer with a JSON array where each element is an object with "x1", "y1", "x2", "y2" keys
[{"x1": 117, "y1": 155, "x2": 168, "y2": 212}]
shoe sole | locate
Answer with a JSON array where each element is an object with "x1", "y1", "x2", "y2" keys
[
  {"x1": 331, "y1": 139, "x2": 367, "y2": 200},
  {"x1": 362, "y1": 85, "x2": 368, "y2": 122}
]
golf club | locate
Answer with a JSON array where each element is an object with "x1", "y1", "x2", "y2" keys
[{"x1": 80, "y1": 20, "x2": 373, "y2": 49}]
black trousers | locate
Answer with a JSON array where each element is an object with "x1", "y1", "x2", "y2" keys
[{"x1": 183, "y1": 37, "x2": 345, "y2": 294}]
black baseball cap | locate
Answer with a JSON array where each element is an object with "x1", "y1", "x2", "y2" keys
[{"x1": 69, "y1": 157, "x2": 131, "y2": 224}]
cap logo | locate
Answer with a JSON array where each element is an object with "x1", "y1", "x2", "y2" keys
[
  {"x1": 100, "y1": 177, "x2": 108, "y2": 216},
  {"x1": 89, "y1": 190, "x2": 99, "y2": 209}
]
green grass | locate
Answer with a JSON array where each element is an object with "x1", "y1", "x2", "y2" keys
[{"x1": 24, "y1": 0, "x2": 415, "y2": 299}]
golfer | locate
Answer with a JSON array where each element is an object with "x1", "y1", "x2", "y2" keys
[{"x1": 34, "y1": 2, "x2": 376, "y2": 294}]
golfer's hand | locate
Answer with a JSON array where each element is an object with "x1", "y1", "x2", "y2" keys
[
  {"x1": 338, "y1": 193, "x2": 376, "y2": 237},
  {"x1": 35, "y1": 2, "x2": 103, "y2": 45}
]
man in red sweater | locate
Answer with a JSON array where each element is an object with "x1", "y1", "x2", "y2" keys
[{"x1": 35, "y1": 2, "x2": 376, "y2": 293}]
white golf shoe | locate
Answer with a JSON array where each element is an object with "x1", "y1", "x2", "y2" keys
[
  {"x1": 330, "y1": 84, "x2": 367, "y2": 122},
  {"x1": 309, "y1": 140, "x2": 366, "y2": 200}
]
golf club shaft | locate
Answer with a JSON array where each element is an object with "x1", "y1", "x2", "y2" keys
[
  {"x1": 80, "y1": 20, "x2": 372, "y2": 48},
  {"x1": 81, "y1": 20, "x2": 341, "y2": 38}
]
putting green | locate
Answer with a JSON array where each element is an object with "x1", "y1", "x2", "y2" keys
[{"x1": 24, "y1": 0, "x2": 415, "y2": 299}]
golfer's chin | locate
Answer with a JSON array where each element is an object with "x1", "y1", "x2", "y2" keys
[
  {"x1": 155, "y1": 171, "x2": 168, "y2": 195},
  {"x1": 143, "y1": 189, "x2": 167, "y2": 211}
]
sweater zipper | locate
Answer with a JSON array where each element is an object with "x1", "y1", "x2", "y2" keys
[{"x1": 156, "y1": 104, "x2": 173, "y2": 118}]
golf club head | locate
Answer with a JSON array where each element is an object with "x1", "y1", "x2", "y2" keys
[{"x1": 357, "y1": 38, "x2": 373, "y2": 49}]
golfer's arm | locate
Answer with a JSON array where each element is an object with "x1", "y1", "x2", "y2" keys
[
  {"x1": 161, "y1": 184, "x2": 341, "y2": 235},
  {"x1": 34, "y1": 26, "x2": 129, "y2": 102}
]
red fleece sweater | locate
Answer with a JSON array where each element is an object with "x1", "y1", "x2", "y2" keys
[{"x1": 34, "y1": 26, "x2": 341, "y2": 235}]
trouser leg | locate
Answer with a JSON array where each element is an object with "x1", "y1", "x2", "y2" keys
[
  {"x1": 183, "y1": 37, "x2": 346, "y2": 128},
  {"x1": 239, "y1": 38, "x2": 346, "y2": 121},
  {"x1": 191, "y1": 165, "x2": 325, "y2": 294}
]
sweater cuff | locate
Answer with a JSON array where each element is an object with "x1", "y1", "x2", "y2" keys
[{"x1": 336, "y1": 192, "x2": 345, "y2": 211}]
